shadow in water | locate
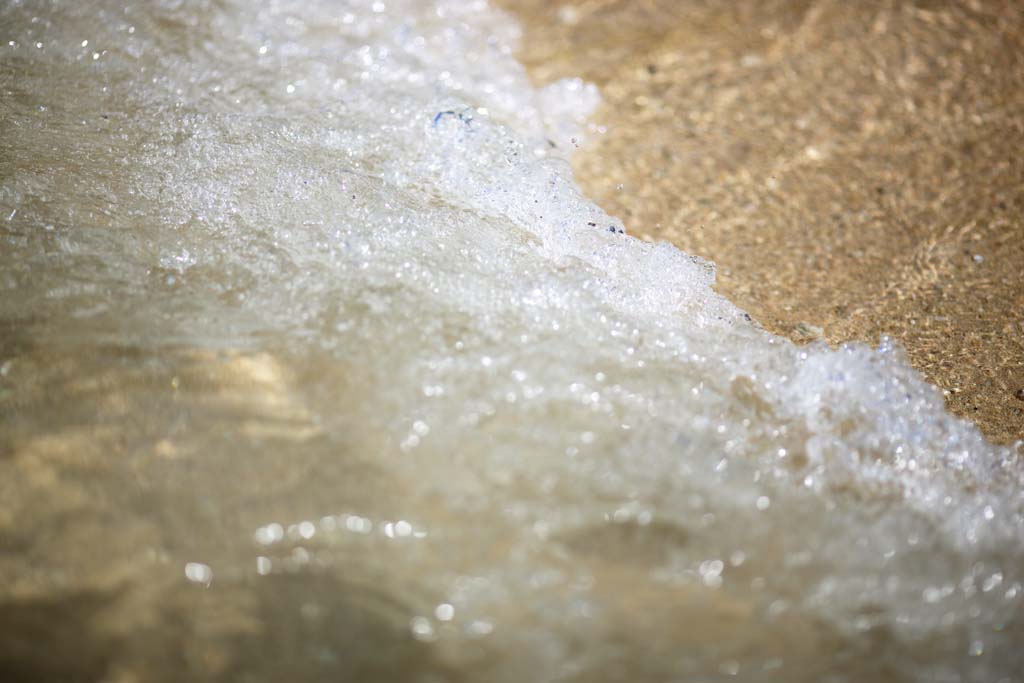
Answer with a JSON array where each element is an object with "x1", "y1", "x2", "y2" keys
[
  {"x1": 0, "y1": 591, "x2": 116, "y2": 683},
  {"x1": 0, "y1": 572, "x2": 460, "y2": 683}
]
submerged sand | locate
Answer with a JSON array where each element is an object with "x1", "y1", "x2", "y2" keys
[
  {"x1": 501, "y1": 0, "x2": 1024, "y2": 443},
  {"x1": 2, "y1": 2, "x2": 1023, "y2": 680}
]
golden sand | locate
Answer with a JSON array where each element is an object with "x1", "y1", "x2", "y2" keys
[{"x1": 500, "y1": 0, "x2": 1024, "y2": 443}]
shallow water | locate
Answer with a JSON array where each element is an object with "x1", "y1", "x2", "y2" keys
[
  {"x1": 502, "y1": 0, "x2": 1024, "y2": 445},
  {"x1": 1, "y1": 1, "x2": 1022, "y2": 681}
]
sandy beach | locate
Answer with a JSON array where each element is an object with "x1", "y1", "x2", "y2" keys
[
  {"x1": 501, "y1": 0, "x2": 1024, "y2": 443},
  {"x1": 2, "y1": 2, "x2": 1022, "y2": 679}
]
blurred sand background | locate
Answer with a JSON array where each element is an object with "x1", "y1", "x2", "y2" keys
[{"x1": 499, "y1": 0, "x2": 1023, "y2": 443}]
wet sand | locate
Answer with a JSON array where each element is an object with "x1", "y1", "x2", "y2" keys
[
  {"x1": 2, "y1": 2, "x2": 1023, "y2": 679},
  {"x1": 500, "y1": 0, "x2": 1024, "y2": 443}
]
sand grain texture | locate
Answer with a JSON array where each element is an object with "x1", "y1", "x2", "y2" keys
[{"x1": 502, "y1": 0, "x2": 1024, "y2": 443}]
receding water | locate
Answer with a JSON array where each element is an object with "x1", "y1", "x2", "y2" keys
[{"x1": 0, "y1": 1, "x2": 1022, "y2": 681}]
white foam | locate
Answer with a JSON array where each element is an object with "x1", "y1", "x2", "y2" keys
[{"x1": 1, "y1": 0, "x2": 1022, "y2": 679}]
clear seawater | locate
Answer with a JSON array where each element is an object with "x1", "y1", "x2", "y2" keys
[{"x1": 0, "y1": 1, "x2": 1021, "y2": 681}]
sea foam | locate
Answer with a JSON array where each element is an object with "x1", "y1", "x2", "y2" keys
[{"x1": 1, "y1": 0, "x2": 1022, "y2": 680}]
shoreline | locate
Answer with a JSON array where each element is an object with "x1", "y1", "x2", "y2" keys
[{"x1": 501, "y1": 0, "x2": 1024, "y2": 444}]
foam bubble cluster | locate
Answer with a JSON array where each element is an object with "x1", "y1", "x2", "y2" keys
[{"x1": 1, "y1": 0, "x2": 1022, "y2": 680}]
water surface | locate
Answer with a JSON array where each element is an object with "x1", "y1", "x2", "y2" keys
[{"x1": 1, "y1": 1, "x2": 1022, "y2": 681}]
